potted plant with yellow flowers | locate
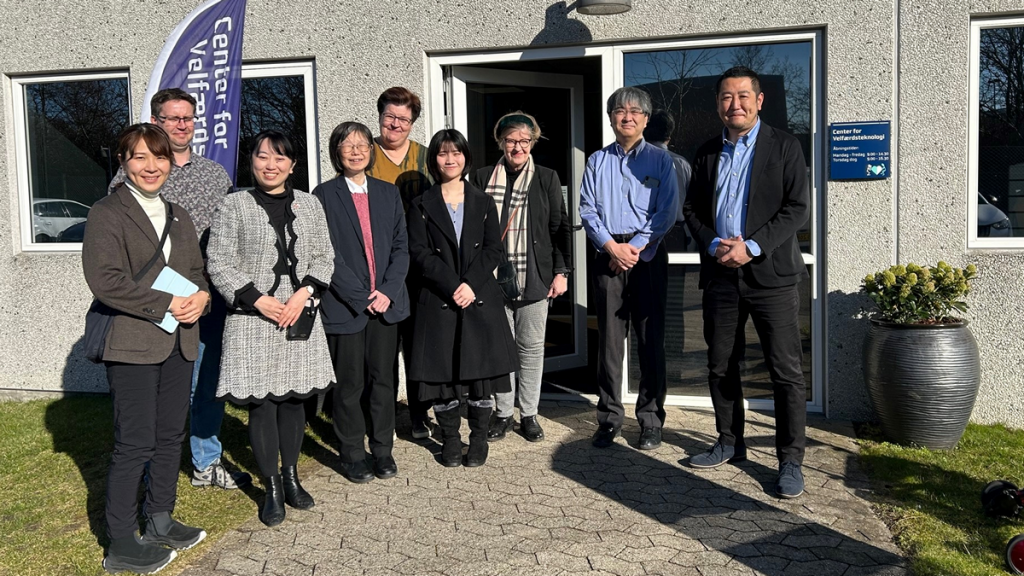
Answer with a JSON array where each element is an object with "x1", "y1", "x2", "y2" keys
[{"x1": 860, "y1": 262, "x2": 980, "y2": 449}]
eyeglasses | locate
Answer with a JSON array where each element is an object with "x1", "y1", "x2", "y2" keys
[
  {"x1": 611, "y1": 107, "x2": 647, "y2": 118},
  {"x1": 340, "y1": 143, "x2": 371, "y2": 154},
  {"x1": 503, "y1": 138, "x2": 533, "y2": 149},
  {"x1": 381, "y1": 113, "x2": 413, "y2": 128},
  {"x1": 155, "y1": 115, "x2": 196, "y2": 125}
]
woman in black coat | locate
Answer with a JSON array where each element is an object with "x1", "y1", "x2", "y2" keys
[
  {"x1": 469, "y1": 111, "x2": 572, "y2": 444},
  {"x1": 406, "y1": 129, "x2": 518, "y2": 468}
]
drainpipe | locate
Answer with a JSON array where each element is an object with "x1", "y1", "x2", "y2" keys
[{"x1": 893, "y1": 0, "x2": 901, "y2": 264}]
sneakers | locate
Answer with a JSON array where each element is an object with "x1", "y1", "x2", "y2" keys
[
  {"x1": 192, "y1": 459, "x2": 251, "y2": 489},
  {"x1": 141, "y1": 511, "x2": 206, "y2": 551},
  {"x1": 103, "y1": 532, "x2": 176, "y2": 574},
  {"x1": 775, "y1": 461, "x2": 805, "y2": 499},
  {"x1": 688, "y1": 441, "x2": 747, "y2": 468}
]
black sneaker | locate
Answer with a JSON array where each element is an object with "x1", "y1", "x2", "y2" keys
[
  {"x1": 141, "y1": 512, "x2": 206, "y2": 551},
  {"x1": 103, "y1": 532, "x2": 176, "y2": 574}
]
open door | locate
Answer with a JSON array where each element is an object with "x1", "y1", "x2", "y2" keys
[{"x1": 449, "y1": 66, "x2": 589, "y2": 378}]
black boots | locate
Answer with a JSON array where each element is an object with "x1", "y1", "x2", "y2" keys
[
  {"x1": 434, "y1": 407, "x2": 463, "y2": 467},
  {"x1": 465, "y1": 405, "x2": 491, "y2": 467},
  {"x1": 281, "y1": 466, "x2": 315, "y2": 510},
  {"x1": 260, "y1": 475, "x2": 286, "y2": 527},
  {"x1": 141, "y1": 511, "x2": 206, "y2": 550},
  {"x1": 103, "y1": 532, "x2": 176, "y2": 574}
]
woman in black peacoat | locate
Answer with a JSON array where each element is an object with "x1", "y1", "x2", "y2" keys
[{"x1": 406, "y1": 129, "x2": 518, "y2": 468}]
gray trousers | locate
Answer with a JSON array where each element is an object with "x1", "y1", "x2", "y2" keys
[{"x1": 496, "y1": 299, "x2": 549, "y2": 418}]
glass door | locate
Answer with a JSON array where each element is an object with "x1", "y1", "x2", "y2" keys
[
  {"x1": 618, "y1": 34, "x2": 823, "y2": 411},
  {"x1": 449, "y1": 66, "x2": 590, "y2": 374}
]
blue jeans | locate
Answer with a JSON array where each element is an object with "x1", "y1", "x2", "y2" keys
[{"x1": 190, "y1": 294, "x2": 226, "y2": 471}]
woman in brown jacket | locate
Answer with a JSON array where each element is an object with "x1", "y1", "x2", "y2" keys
[{"x1": 82, "y1": 123, "x2": 210, "y2": 575}]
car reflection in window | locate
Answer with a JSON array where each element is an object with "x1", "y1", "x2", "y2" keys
[
  {"x1": 32, "y1": 198, "x2": 90, "y2": 243},
  {"x1": 978, "y1": 192, "x2": 1013, "y2": 238}
]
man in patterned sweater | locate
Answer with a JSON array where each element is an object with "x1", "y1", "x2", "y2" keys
[{"x1": 108, "y1": 88, "x2": 249, "y2": 490}]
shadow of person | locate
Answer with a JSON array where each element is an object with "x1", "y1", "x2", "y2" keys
[
  {"x1": 45, "y1": 396, "x2": 112, "y2": 547},
  {"x1": 45, "y1": 337, "x2": 115, "y2": 547},
  {"x1": 531, "y1": 1, "x2": 593, "y2": 46},
  {"x1": 549, "y1": 430, "x2": 907, "y2": 575}
]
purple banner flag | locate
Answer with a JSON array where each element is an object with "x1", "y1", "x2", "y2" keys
[{"x1": 141, "y1": 0, "x2": 247, "y2": 181}]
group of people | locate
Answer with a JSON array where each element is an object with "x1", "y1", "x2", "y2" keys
[{"x1": 82, "y1": 65, "x2": 810, "y2": 575}]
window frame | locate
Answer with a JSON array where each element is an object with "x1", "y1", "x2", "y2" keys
[
  {"x1": 239, "y1": 60, "x2": 320, "y2": 193},
  {"x1": 968, "y1": 16, "x2": 1024, "y2": 250},
  {"x1": 11, "y1": 69, "x2": 132, "y2": 253}
]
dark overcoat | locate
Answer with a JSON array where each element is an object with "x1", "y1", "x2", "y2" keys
[{"x1": 405, "y1": 183, "x2": 519, "y2": 383}]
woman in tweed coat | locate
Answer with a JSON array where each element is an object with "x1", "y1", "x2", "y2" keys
[{"x1": 207, "y1": 130, "x2": 334, "y2": 527}]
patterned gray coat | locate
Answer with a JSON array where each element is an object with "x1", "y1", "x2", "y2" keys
[{"x1": 207, "y1": 190, "x2": 335, "y2": 402}]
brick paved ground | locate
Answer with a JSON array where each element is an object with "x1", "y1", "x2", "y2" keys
[{"x1": 178, "y1": 402, "x2": 906, "y2": 576}]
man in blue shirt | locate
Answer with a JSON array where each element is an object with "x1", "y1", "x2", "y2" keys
[
  {"x1": 579, "y1": 87, "x2": 680, "y2": 451},
  {"x1": 682, "y1": 67, "x2": 810, "y2": 499}
]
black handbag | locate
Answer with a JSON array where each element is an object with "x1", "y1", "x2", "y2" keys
[
  {"x1": 83, "y1": 203, "x2": 173, "y2": 363},
  {"x1": 496, "y1": 206, "x2": 522, "y2": 301},
  {"x1": 286, "y1": 300, "x2": 318, "y2": 341}
]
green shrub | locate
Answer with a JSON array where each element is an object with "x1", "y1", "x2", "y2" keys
[{"x1": 861, "y1": 262, "x2": 977, "y2": 324}]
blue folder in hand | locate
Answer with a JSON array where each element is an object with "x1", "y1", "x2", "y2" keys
[{"x1": 151, "y1": 266, "x2": 199, "y2": 333}]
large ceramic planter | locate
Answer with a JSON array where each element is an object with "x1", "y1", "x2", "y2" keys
[{"x1": 863, "y1": 318, "x2": 981, "y2": 449}]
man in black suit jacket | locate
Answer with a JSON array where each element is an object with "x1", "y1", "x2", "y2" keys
[{"x1": 682, "y1": 67, "x2": 810, "y2": 499}]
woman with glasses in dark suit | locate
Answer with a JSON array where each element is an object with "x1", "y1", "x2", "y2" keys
[{"x1": 314, "y1": 121, "x2": 410, "y2": 484}]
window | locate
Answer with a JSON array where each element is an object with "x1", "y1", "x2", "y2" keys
[
  {"x1": 970, "y1": 18, "x2": 1024, "y2": 248},
  {"x1": 237, "y1": 62, "x2": 319, "y2": 193},
  {"x1": 623, "y1": 40, "x2": 814, "y2": 254},
  {"x1": 621, "y1": 36, "x2": 821, "y2": 405},
  {"x1": 12, "y1": 71, "x2": 131, "y2": 250}
]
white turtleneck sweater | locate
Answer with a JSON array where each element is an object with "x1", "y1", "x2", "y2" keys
[{"x1": 126, "y1": 181, "x2": 172, "y2": 261}]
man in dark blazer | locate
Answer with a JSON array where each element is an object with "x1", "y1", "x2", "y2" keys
[{"x1": 682, "y1": 66, "x2": 810, "y2": 499}]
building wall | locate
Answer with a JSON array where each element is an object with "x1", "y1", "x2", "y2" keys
[
  {"x1": 0, "y1": 0, "x2": 1017, "y2": 425},
  {"x1": 895, "y1": 0, "x2": 1024, "y2": 425}
]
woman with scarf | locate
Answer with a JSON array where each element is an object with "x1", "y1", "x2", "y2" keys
[{"x1": 469, "y1": 111, "x2": 572, "y2": 443}]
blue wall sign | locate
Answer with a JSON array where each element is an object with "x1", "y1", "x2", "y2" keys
[{"x1": 829, "y1": 121, "x2": 891, "y2": 180}]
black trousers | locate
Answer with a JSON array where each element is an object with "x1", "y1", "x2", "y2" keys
[
  {"x1": 394, "y1": 315, "x2": 429, "y2": 421},
  {"x1": 104, "y1": 340, "x2": 192, "y2": 540},
  {"x1": 592, "y1": 242, "x2": 668, "y2": 429},
  {"x1": 328, "y1": 316, "x2": 398, "y2": 463},
  {"x1": 702, "y1": 272, "x2": 807, "y2": 464}
]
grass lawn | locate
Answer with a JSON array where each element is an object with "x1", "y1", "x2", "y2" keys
[
  {"x1": 859, "y1": 422, "x2": 1024, "y2": 576},
  {"x1": 0, "y1": 395, "x2": 337, "y2": 576}
]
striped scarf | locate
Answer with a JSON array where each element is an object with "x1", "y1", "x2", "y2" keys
[{"x1": 485, "y1": 156, "x2": 534, "y2": 299}]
